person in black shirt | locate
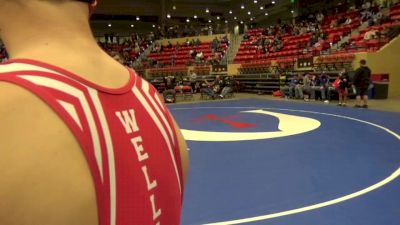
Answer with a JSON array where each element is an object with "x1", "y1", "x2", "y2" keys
[
  {"x1": 219, "y1": 76, "x2": 234, "y2": 98},
  {"x1": 163, "y1": 76, "x2": 177, "y2": 103},
  {"x1": 353, "y1": 59, "x2": 372, "y2": 108}
]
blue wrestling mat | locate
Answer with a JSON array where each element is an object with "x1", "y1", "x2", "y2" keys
[{"x1": 168, "y1": 99, "x2": 400, "y2": 225}]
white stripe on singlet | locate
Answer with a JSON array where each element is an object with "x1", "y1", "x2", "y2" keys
[
  {"x1": 18, "y1": 75, "x2": 105, "y2": 182},
  {"x1": 88, "y1": 89, "x2": 117, "y2": 225},
  {"x1": 132, "y1": 85, "x2": 182, "y2": 193},
  {"x1": 141, "y1": 80, "x2": 176, "y2": 146}
]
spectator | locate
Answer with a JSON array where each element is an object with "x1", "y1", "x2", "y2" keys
[
  {"x1": 201, "y1": 75, "x2": 222, "y2": 99},
  {"x1": 336, "y1": 68, "x2": 351, "y2": 106},
  {"x1": 364, "y1": 29, "x2": 378, "y2": 40},
  {"x1": 189, "y1": 70, "x2": 199, "y2": 93},
  {"x1": 316, "y1": 12, "x2": 325, "y2": 23},
  {"x1": 295, "y1": 74, "x2": 305, "y2": 99},
  {"x1": 310, "y1": 74, "x2": 327, "y2": 101},
  {"x1": 320, "y1": 72, "x2": 334, "y2": 103},
  {"x1": 163, "y1": 76, "x2": 177, "y2": 103},
  {"x1": 303, "y1": 73, "x2": 312, "y2": 101},
  {"x1": 219, "y1": 76, "x2": 234, "y2": 98},
  {"x1": 353, "y1": 59, "x2": 372, "y2": 108}
]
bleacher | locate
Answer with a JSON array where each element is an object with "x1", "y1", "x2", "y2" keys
[
  {"x1": 147, "y1": 42, "x2": 228, "y2": 66},
  {"x1": 147, "y1": 66, "x2": 188, "y2": 78},
  {"x1": 390, "y1": 3, "x2": 400, "y2": 21}
]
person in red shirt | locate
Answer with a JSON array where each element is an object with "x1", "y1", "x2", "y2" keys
[{"x1": 0, "y1": 1, "x2": 189, "y2": 225}]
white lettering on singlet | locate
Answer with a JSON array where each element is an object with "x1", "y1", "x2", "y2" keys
[
  {"x1": 115, "y1": 109, "x2": 139, "y2": 134},
  {"x1": 131, "y1": 136, "x2": 149, "y2": 162},
  {"x1": 115, "y1": 109, "x2": 162, "y2": 224},
  {"x1": 150, "y1": 194, "x2": 162, "y2": 220},
  {"x1": 142, "y1": 166, "x2": 158, "y2": 191}
]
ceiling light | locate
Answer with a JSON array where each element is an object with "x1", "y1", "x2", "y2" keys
[
  {"x1": 172, "y1": 5, "x2": 176, "y2": 10},
  {"x1": 136, "y1": 16, "x2": 140, "y2": 21},
  {"x1": 167, "y1": 14, "x2": 171, "y2": 19},
  {"x1": 291, "y1": 10, "x2": 294, "y2": 13},
  {"x1": 130, "y1": 24, "x2": 134, "y2": 28},
  {"x1": 250, "y1": 17, "x2": 253, "y2": 21},
  {"x1": 217, "y1": 16, "x2": 220, "y2": 20},
  {"x1": 206, "y1": 8, "x2": 210, "y2": 13},
  {"x1": 152, "y1": 24, "x2": 155, "y2": 28},
  {"x1": 194, "y1": 15, "x2": 197, "y2": 19},
  {"x1": 260, "y1": 6, "x2": 264, "y2": 10},
  {"x1": 248, "y1": 11, "x2": 251, "y2": 15},
  {"x1": 208, "y1": 19, "x2": 212, "y2": 23},
  {"x1": 229, "y1": 10, "x2": 233, "y2": 14},
  {"x1": 272, "y1": 0, "x2": 275, "y2": 4},
  {"x1": 240, "y1": 20, "x2": 244, "y2": 24},
  {"x1": 241, "y1": 5, "x2": 245, "y2": 9},
  {"x1": 254, "y1": 0, "x2": 258, "y2": 3},
  {"x1": 234, "y1": 16, "x2": 237, "y2": 20},
  {"x1": 265, "y1": 12, "x2": 269, "y2": 16},
  {"x1": 108, "y1": 23, "x2": 112, "y2": 27},
  {"x1": 225, "y1": 20, "x2": 228, "y2": 23},
  {"x1": 186, "y1": 18, "x2": 190, "y2": 22}
]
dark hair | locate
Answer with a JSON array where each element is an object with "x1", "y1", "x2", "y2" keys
[
  {"x1": 360, "y1": 59, "x2": 367, "y2": 65},
  {"x1": 76, "y1": 0, "x2": 96, "y2": 3}
]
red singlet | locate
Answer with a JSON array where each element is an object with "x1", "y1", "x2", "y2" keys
[{"x1": 0, "y1": 59, "x2": 184, "y2": 225}]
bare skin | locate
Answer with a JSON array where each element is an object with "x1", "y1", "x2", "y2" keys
[{"x1": 0, "y1": 1, "x2": 188, "y2": 225}]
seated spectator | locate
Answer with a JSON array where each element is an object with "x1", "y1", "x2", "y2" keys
[
  {"x1": 310, "y1": 74, "x2": 327, "y2": 101},
  {"x1": 190, "y1": 49, "x2": 197, "y2": 59},
  {"x1": 364, "y1": 29, "x2": 377, "y2": 40},
  {"x1": 294, "y1": 74, "x2": 304, "y2": 99},
  {"x1": 337, "y1": 16, "x2": 347, "y2": 26},
  {"x1": 201, "y1": 75, "x2": 222, "y2": 99},
  {"x1": 316, "y1": 12, "x2": 325, "y2": 23},
  {"x1": 195, "y1": 51, "x2": 204, "y2": 63},
  {"x1": 280, "y1": 75, "x2": 296, "y2": 99},
  {"x1": 189, "y1": 70, "x2": 199, "y2": 93},
  {"x1": 320, "y1": 72, "x2": 336, "y2": 103},
  {"x1": 344, "y1": 17, "x2": 353, "y2": 25},
  {"x1": 330, "y1": 19, "x2": 339, "y2": 28},
  {"x1": 163, "y1": 76, "x2": 177, "y2": 103},
  {"x1": 171, "y1": 55, "x2": 176, "y2": 66},
  {"x1": 219, "y1": 76, "x2": 235, "y2": 98},
  {"x1": 195, "y1": 38, "x2": 201, "y2": 46},
  {"x1": 302, "y1": 73, "x2": 312, "y2": 101}
]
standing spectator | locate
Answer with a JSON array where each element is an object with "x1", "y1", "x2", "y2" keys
[
  {"x1": 336, "y1": 68, "x2": 350, "y2": 106},
  {"x1": 353, "y1": 59, "x2": 372, "y2": 108}
]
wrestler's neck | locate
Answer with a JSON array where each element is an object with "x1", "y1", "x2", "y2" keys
[{"x1": 0, "y1": 2, "x2": 106, "y2": 65}]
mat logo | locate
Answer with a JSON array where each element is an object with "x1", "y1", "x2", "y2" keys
[
  {"x1": 181, "y1": 109, "x2": 321, "y2": 142},
  {"x1": 192, "y1": 114, "x2": 257, "y2": 129}
]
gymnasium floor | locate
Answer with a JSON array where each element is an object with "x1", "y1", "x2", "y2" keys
[{"x1": 169, "y1": 95, "x2": 400, "y2": 225}]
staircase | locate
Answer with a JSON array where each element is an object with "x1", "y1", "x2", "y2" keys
[
  {"x1": 335, "y1": 7, "x2": 391, "y2": 49},
  {"x1": 137, "y1": 42, "x2": 155, "y2": 63},
  {"x1": 227, "y1": 34, "x2": 243, "y2": 63}
]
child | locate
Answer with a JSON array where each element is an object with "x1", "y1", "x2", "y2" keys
[{"x1": 336, "y1": 69, "x2": 350, "y2": 106}]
